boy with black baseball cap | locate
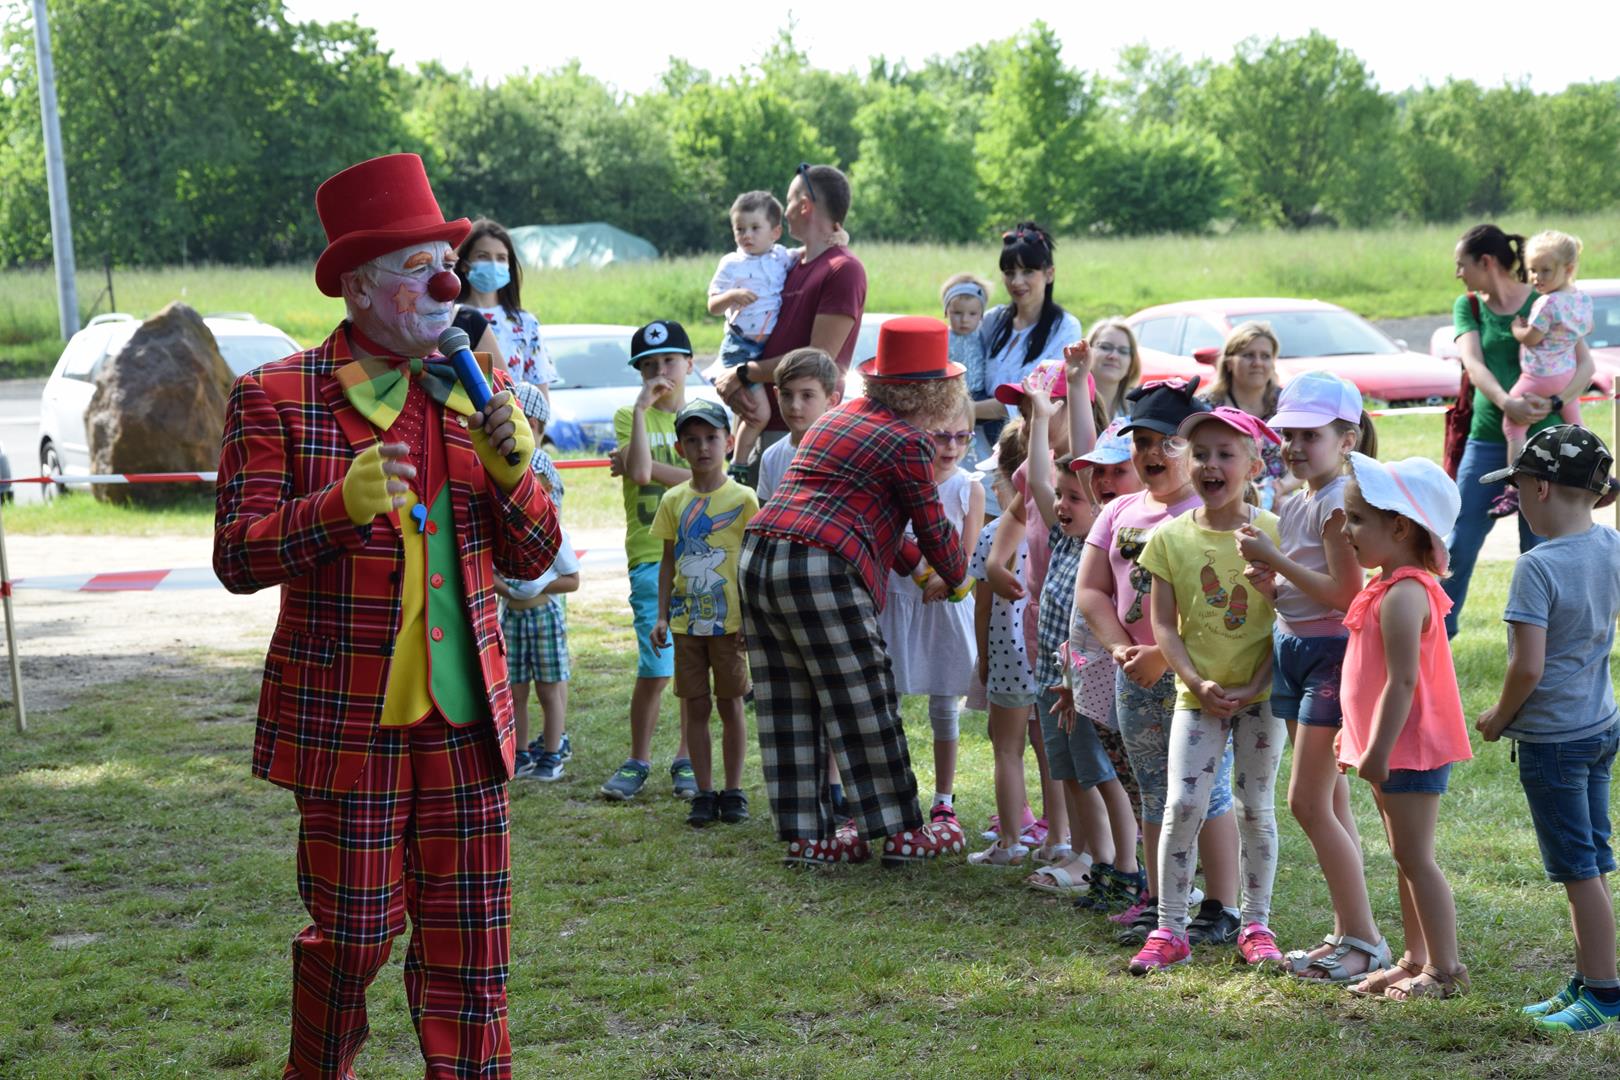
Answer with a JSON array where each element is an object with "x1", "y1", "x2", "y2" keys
[
  {"x1": 1476, "y1": 424, "x2": 1620, "y2": 1032},
  {"x1": 600, "y1": 320, "x2": 697, "y2": 801}
]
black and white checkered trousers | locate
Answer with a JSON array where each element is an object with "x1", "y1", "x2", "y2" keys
[{"x1": 741, "y1": 535, "x2": 925, "y2": 842}]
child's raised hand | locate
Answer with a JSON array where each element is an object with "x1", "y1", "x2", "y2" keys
[
  {"x1": 1062, "y1": 341, "x2": 1093, "y2": 382},
  {"x1": 635, "y1": 376, "x2": 676, "y2": 411},
  {"x1": 1024, "y1": 382, "x2": 1055, "y2": 420}
]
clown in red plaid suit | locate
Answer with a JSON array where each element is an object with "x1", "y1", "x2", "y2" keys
[
  {"x1": 742, "y1": 316, "x2": 975, "y2": 867},
  {"x1": 213, "y1": 154, "x2": 559, "y2": 1078}
]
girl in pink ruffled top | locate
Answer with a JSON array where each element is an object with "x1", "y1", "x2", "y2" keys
[{"x1": 1337, "y1": 452, "x2": 1472, "y2": 1002}]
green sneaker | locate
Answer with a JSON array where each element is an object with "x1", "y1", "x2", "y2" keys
[
  {"x1": 1536, "y1": 986, "x2": 1620, "y2": 1033},
  {"x1": 599, "y1": 760, "x2": 650, "y2": 801},
  {"x1": 1524, "y1": 977, "x2": 1584, "y2": 1017},
  {"x1": 670, "y1": 758, "x2": 699, "y2": 800}
]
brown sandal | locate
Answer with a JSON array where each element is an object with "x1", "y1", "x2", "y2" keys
[
  {"x1": 1385, "y1": 964, "x2": 1469, "y2": 1001},
  {"x1": 1347, "y1": 957, "x2": 1422, "y2": 998}
]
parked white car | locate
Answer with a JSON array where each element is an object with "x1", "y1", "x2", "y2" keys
[
  {"x1": 546, "y1": 324, "x2": 726, "y2": 452},
  {"x1": 37, "y1": 312, "x2": 299, "y2": 495}
]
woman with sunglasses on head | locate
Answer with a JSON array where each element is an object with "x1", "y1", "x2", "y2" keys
[{"x1": 971, "y1": 223, "x2": 1085, "y2": 449}]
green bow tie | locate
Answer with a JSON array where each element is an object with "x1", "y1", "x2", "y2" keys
[{"x1": 335, "y1": 355, "x2": 476, "y2": 430}]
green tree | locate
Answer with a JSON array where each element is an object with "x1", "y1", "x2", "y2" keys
[
  {"x1": 0, "y1": 0, "x2": 408, "y2": 267},
  {"x1": 1530, "y1": 81, "x2": 1620, "y2": 213},
  {"x1": 1080, "y1": 122, "x2": 1228, "y2": 235},
  {"x1": 1393, "y1": 79, "x2": 1538, "y2": 221},
  {"x1": 849, "y1": 84, "x2": 980, "y2": 242},
  {"x1": 668, "y1": 79, "x2": 834, "y2": 247},
  {"x1": 758, "y1": 28, "x2": 872, "y2": 170},
  {"x1": 1103, "y1": 43, "x2": 1208, "y2": 127},
  {"x1": 973, "y1": 23, "x2": 1094, "y2": 233},
  {"x1": 1196, "y1": 32, "x2": 1394, "y2": 227}
]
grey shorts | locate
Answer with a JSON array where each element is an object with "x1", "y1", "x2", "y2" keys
[{"x1": 1037, "y1": 686, "x2": 1117, "y2": 788}]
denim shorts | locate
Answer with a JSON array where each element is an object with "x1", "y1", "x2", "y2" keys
[
  {"x1": 1517, "y1": 724, "x2": 1620, "y2": 883},
  {"x1": 628, "y1": 562, "x2": 675, "y2": 679},
  {"x1": 1115, "y1": 667, "x2": 1233, "y2": 824},
  {"x1": 1379, "y1": 764, "x2": 1452, "y2": 796},
  {"x1": 719, "y1": 328, "x2": 766, "y2": 366},
  {"x1": 1037, "y1": 687, "x2": 1117, "y2": 788},
  {"x1": 1271, "y1": 631, "x2": 1347, "y2": 728}
]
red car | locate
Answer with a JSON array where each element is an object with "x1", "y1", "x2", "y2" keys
[
  {"x1": 1128, "y1": 298, "x2": 1464, "y2": 404},
  {"x1": 1426, "y1": 279, "x2": 1620, "y2": 395}
]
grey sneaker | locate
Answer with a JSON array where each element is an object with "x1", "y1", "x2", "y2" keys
[
  {"x1": 527, "y1": 750, "x2": 565, "y2": 782},
  {"x1": 556, "y1": 732, "x2": 573, "y2": 762},
  {"x1": 670, "y1": 758, "x2": 698, "y2": 800},
  {"x1": 599, "y1": 760, "x2": 650, "y2": 801}
]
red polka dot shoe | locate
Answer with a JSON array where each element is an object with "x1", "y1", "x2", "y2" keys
[
  {"x1": 880, "y1": 817, "x2": 968, "y2": 866},
  {"x1": 782, "y1": 824, "x2": 871, "y2": 868}
]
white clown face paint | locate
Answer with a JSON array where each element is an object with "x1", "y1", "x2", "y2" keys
[{"x1": 346, "y1": 241, "x2": 457, "y2": 355}]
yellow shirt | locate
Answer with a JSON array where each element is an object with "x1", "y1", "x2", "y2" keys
[
  {"x1": 1137, "y1": 507, "x2": 1281, "y2": 710},
  {"x1": 649, "y1": 478, "x2": 759, "y2": 636}
]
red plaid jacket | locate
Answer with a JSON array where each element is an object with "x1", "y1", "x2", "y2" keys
[
  {"x1": 748, "y1": 396, "x2": 967, "y2": 609},
  {"x1": 213, "y1": 324, "x2": 560, "y2": 798}
]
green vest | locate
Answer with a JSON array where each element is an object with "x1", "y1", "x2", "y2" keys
[{"x1": 425, "y1": 484, "x2": 489, "y2": 727}]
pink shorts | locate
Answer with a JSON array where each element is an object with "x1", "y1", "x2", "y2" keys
[{"x1": 1505, "y1": 371, "x2": 1581, "y2": 440}]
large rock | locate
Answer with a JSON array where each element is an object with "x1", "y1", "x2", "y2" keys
[{"x1": 86, "y1": 302, "x2": 234, "y2": 505}]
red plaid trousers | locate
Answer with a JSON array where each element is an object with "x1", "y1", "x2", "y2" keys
[{"x1": 285, "y1": 713, "x2": 511, "y2": 1078}]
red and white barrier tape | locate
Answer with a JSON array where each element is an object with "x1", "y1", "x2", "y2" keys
[
  {"x1": 9, "y1": 548, "x2": 620, "y2": 592},
  {"x1": 1365, "y1": 392, "x2": 1612, "y2": 419},
  {"x1": 9, "y1": 471, "x2": 219, "y2": 485}
]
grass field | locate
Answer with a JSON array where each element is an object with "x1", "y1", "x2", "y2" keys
[
  {"x1": 4, "y1": 213, "x2": 1618, "y2": 375},
  {"x1": 4, "y1": 557, "x2": 1620, "y2": 1076}
]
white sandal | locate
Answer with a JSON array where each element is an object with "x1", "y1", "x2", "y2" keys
[
  {"x1": 1025, "y1": 864, "x2": 1090, "y2": 896},
  {"x1": 967, "y1": 841, "x2": 1029, "y2": 867},
  {"x1": 1031, "y1": 843, "x2": 1075, "y2": 866}
]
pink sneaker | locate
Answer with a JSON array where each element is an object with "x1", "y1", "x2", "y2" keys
[
  {"x1": 1129, "y1": 928, "x2": 1191, "y2": 975},
  {"x1": 982, "y1": 804, "x2": 1037, "y2": 842},
  {"x1": 1020, "y1": 816, "x2": 1049, "y2": 847},
  {"x1": 881, "y1": 818, "x2": 968, "y2": 864},
  {"x1": 1488, "y1": 485, "x2": 1520, "y2": 519},
  {"x1": 1238, "y1": 923, "x2": 1283, "y2": 967},
  {"x1": 930, "y1": 802, "x2": 959, "y2": 828},
  {"x1": 1108, "y1": 894, "x2": 1156, "y2": 926}
]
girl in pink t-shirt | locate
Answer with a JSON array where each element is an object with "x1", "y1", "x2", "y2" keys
[{"x1": 1337, "y1": 453, "x2": 1471, "y2": 1001}]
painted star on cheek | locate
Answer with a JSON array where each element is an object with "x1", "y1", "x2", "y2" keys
[{"x1": 393, "y1": 282, "x2": 421, "y2": 314}]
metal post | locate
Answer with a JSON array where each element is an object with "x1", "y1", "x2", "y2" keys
[
  {"x1": 0, "y1": 501, "x2": 25, "y2": 733},
  {"x1": 32, "y1": 0, "x2": 78, "y2": 341}
]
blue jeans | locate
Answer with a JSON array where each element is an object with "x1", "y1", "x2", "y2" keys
[
  {"x1": 1442, "y1": 439, "x2": 1542, "y2": 638},
  {"x1": 1517, "y1": 725, "x2": 1620, "y2": 882}
]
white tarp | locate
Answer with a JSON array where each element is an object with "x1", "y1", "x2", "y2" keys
[{"x1": 507, "y1": 223, "x2": 659, "y2": 270}]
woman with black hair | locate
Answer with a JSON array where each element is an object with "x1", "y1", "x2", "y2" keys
[
  {"x1": 1442, "y1": 223, "x2": 1595, "y2": 637},
  {"x1": 971, "y1": 223, "x2": 1085, "y2": 441}
]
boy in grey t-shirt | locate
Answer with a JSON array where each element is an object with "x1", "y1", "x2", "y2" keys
[{"x1": 1476, "y1": 425, "x2": 1620, "y2": 1032}]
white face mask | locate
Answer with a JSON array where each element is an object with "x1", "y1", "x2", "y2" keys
[{"x1": 349, "y1": 241, "x2": 457, "y2": 355}]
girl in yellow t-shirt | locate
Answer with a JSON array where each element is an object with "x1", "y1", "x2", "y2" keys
[{"x1": 1130, "y1": 406, "x2": 1285, "y2": 974}]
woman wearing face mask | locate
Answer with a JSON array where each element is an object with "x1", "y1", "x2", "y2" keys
[{"x1": 454, "y1": 219, "x2": 561, "y2": 395}]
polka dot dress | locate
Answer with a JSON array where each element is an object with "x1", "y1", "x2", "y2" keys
[{"x1": 968, "y1": 518, "x2": 1037, "y2": 698}]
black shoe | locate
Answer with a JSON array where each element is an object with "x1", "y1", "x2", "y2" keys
[
  {"x1": 719, "y1": 789, "x2": 749, "y2": 824},
  {"x1": 687, "y1": 790, "x2": 720, "y2": 828},
  {"x1": 1114, "y1": 898, "x2": 1159, "y2": 946},
  {"x1": 1186, "y1": 897, "x2": 1240, "y2": 946}
]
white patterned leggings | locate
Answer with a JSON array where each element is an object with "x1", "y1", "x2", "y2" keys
[{"x1": 1157, "y1": 702, "x2": 1285, "y2": 934}]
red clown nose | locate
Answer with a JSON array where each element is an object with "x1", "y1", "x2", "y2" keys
[{"x1": 427, "y1": 271, "x2": 461, "y2": 303}]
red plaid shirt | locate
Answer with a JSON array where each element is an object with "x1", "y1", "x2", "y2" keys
[{"x1": 748, "y1": 397, "x2": 967, "y2": 609}]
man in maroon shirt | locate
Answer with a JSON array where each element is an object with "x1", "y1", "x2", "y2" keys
[{"x1": 712, "y1": 164, "x2": 866, "y2": 479}]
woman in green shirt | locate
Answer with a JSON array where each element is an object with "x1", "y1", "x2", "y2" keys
[{"x1": 1443, "y1": 224, "x2": 1594, "y2": 637}]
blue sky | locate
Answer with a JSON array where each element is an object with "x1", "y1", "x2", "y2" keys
[{"x1": 286, "y1": 1, "x2": 1605, "y2": 95}]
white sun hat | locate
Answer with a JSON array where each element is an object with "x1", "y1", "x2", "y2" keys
[{"x1": 1347, "y1": 452, "x2": 1461, "y2": 575}]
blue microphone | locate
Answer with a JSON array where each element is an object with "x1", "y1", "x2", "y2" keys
[{"x1": 437, "y1": 326, "x2": 521, "y2": 466}]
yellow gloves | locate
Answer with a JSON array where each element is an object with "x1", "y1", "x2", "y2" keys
[
  {"x1": 469, "y1": 390, "x2": 535, "y2": 493},
  {"x1": 342, "y1": 444, "x2": 399, "y2": 525}
]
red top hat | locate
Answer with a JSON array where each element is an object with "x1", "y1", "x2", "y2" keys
[
  {"x1": 856, "y1": 316, "x2": 965, "y2": 382},
  {"x1": 313, "y1": 154, "x2": 471, "y2": 297}
]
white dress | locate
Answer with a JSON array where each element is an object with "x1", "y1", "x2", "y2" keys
[{"x1": 879, "y1": 470, "x2": 978, "y2": 696}]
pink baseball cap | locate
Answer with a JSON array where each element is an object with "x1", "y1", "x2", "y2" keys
[
  {"x1": 1269, "y1": 371, "x2": 1364, "y2": 430},
  {"x1": 1177, "y1": 405, "x2": 1281, "y2": 445},
  {"x1": 994, "y1": 360, "x2": 1068, "y2": 405}
]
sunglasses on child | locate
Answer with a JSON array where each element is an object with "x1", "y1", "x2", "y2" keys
[{"x1": 930, "y1": 430, "x2": 973, "y2": 446}]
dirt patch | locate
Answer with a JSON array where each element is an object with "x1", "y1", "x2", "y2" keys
[{"x1": 1, "y1": 531, "x2": 630, "y2": 717}]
